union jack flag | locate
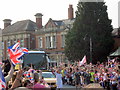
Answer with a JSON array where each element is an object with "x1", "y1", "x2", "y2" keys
[
  {"x1": 8, "y1": 41, "x2": 28, "y2": 66},
  {"x1": 0, "y1": 67, "x2": 6, "y2": 89}
]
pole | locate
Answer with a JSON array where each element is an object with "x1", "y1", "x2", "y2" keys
[{"x1": 90, "y1": 37, "x2": 92, "y2": 63}]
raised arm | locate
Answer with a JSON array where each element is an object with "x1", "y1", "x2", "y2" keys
[
  {"x1": 10, "y1": 69, "x2": 23, "y2": 89},
  {"x1": 5, "y1": 60, "x2": 14, "y2": 83}
]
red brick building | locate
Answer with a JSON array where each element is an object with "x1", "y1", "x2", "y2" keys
[
  {"x1": 112, "y1": 28, "x2": 120, "y2": 50},
  {"x1": 34, "y1": 4, "x2": 75, "y2": 63},
  {"x1": 1, "y1": 5, "x2": 75, "y2": 63},
  {"x1": 1, "y1": 4, "x2": 119, "y2": 62}
]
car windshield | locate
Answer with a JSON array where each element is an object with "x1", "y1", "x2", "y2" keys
[{"x1": 42, "y1": 72, "x2": 55, "y2": 78}]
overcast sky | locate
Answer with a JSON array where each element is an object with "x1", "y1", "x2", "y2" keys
[{"x1": 0, "y1": 0, "x2": 119, "y2": 29}]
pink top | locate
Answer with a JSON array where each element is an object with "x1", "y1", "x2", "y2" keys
[{"x1": 33, "y1": 83, "x2": 46, "y2": 89}]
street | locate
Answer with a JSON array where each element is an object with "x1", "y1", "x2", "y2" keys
[{"x1": 62, "y1": 84, "x2": 81, "y2": 90}]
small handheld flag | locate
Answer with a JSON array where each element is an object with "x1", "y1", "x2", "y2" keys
[
  {"x1": 79, "y1": 55, "x2": 87, "y2": 66},
  {"x1": 8, "y1": 42, "x2": 28, "y2": 66}
]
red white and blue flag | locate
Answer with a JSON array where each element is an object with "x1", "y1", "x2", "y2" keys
[
  {"x1": 21, "y1": 47, "x2": 28, "y2": 54},
  {"x1": 79, "y1": 55, "x2": 87, "y2": 66},
  {"x1": 0, "y1": 67, "x2": 6, "y2": 89},
  {"x1": 8, "y1": 41, "x2": 28, "y2": 66}
]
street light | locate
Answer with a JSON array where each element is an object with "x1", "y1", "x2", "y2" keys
[
  {"x1": 84, "y1": 34, "x2": 92, "y2": 63},
  {"x1": 90, "y1": 37, "x2": 92, "y2": 63}
]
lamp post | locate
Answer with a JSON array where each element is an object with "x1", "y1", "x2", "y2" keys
[
  {"x1": 84, "y1": 34, "x2": 92, "y2": 63},
  {"x1": 90, "y1": 37, "x2": 92, "y2": 63}
]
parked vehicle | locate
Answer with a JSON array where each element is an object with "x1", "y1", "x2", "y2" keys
[
  {"x1": 42, "y1": 72, "x2": 57, "y2": 89},
  {"x1": 22, "y1": 51, "x2": 50, "y2": 70}
]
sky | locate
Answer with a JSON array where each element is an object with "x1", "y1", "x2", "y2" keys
[{"x1": 0, "y1": 0, "x2": 119, "y2": 29}]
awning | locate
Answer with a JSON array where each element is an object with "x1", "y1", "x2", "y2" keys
[{"x1": 110, "y1": 47, "x2": 120, "y2": 56}]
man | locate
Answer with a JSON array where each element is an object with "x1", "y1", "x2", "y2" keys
[
  {"x1": 74, "y1": 68, "x2": 81, "y2": 89},
  {"x1": 53, "y1": 69, "x2": 63, "y2": 90}
]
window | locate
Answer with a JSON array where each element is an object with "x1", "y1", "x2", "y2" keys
[
  {"x1": 48, "y1": 36, "x2": 51, "y2": 48},
  {"x1": 20, "y1": 39, "x2": 24, "y2": 47},
  {"x1": 46, "y1": 36, "x2": 56, "y2": 49},
  {"x1": 7, "y1": 40, "x2": 10, "y2": 47},
  {"x1": 61, "y1": 35, "x2": 65, "y2": 48},
  {"x1": 14, "y1": 39, "x2": 17, "y2": 44},
  {"x1": 39, "y1": 37, "x2": 43, "y2": 48},
  {"x1": 2, "y1": 42, "x2": 4, "y2": 49},
  {"x1": 46, "y1": 37, "x2": 48, "y2": 48},
  {"x1": 53, "y1": 36, "x2": 56, "y2": 48}
]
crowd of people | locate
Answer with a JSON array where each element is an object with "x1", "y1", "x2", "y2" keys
[
  {"x1": 1, "y1": 57, "x2": 120, "y2": 90},
  {"x1": 2, "y1": 60, "x2": 51, "y2": 90},
  {"x1": 50, "y1": 58, "x2": 120, "y2": 90}
]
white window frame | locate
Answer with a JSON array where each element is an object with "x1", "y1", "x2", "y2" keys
[
  {"x1": 53, "y1": 36, "x2": 56, "y2": 48},
  {"x1": 61, "y1": 35, "x2": 65, "y2": 48},
  {"x1": 20, "y1": 39, "x2": 24, "y2": 47},
  {"x1": 7, "y1": 40, "x2": 10, "y2": 47}
]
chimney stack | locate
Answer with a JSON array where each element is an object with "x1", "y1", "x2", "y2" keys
[
  {"x1": 68, "y1": 4, "x2": 74, "y2": 19},
  {"x1": 3, "y1": 19, "x2": 12, "y2": 28},
  {"x1": 35, "y1": 13, "x2": 43, "y2": 29}
]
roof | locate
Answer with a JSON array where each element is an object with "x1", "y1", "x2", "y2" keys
[
  {"x1": 28, "y1": 51, "x2": 45, "y2": 53},
  {"x1": 52, "y1": 20, "x2": 64, "y2": 26},
  {"x1": 2, "y1": 19, "x2": 37, "y2": 34},
  {"x1": 112, "y1": 28, "x2": 119, "y2": 36},
  {"x1": 44, "y1": 18, "x2": 75, "y2": 28},
  {"x1": 110, "y1": 47, "x2": 120, "y2": 56}
]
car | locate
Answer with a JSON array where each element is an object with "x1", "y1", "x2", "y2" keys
[{"x1": 42, "y1": 72, "x2": 57, "y2": 89}]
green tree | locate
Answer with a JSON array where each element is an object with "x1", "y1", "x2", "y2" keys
[{"x1": 65, "y1": 1, "x2": 114, "y2": 63}]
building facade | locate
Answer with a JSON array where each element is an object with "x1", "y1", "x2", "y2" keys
[
  {"x1": 112, "y1": 28, "x2": 120, "y2": 50},
  {"x1": 2, "y1": 5, "x2": 75, "y2": 63},
  {"x1": 1, "y1": 4, "x2": 120, "y2": 62},
  {"x1": 2, "y1": 19, "x2": 37, "y2": 60}
]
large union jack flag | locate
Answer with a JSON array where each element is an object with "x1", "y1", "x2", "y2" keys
[{"x1": 8, "y1": 41, "x2": 28, "y2": 66}]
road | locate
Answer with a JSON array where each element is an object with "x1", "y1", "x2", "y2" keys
[
  {"x1": 63, "y1": 84, "x2": 81, "y2": 90},
  {"x1": 62, "y1": 83, "x2": 103, "y2": 90}
]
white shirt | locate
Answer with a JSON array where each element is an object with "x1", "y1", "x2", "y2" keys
[{"x1": 54, "y1": 72, "x2": 63, "y2": 88}]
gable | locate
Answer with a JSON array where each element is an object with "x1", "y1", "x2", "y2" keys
[{"x1": 45, "y1": 18, "x2": 56, "y2": 28}]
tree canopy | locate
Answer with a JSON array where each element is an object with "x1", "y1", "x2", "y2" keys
[{"x1": 65, "y1": 1, "x2": 114, "y2": 63}]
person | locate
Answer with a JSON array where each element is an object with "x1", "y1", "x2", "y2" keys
[
  {"x1": 117, "y1": 81, "x2": 120, "y2": 90},
  {"x1": 53, "y1": 69, "x2": 63, "y2": 90},
  {"x1": 89, "y1": 69, "x2": 95, "y2": 83},
  {"x1": 84, "y1": 70, "x2": 91, "y2": 85},
  {"x1": 5, "y1": 59, "x2": 14, "y2": 85},
  {"x1": 3, "y1": 59, "x2": 11, "y2": 76},
  {"x1": 74, "y1": 68, "x2": 81, "y2": 89},
  {"x1": 14, "y1": 79, "x2": 32, "y2": 90},
  {"x1": 10, "y1": 69, "x2": 24, "y2": 89},
  {"x1": 111, "y1": 72, "x2": 118, "y2": 90},
  {"x1": 32, "y1": 72, "x2": 47, "y2": 89}
]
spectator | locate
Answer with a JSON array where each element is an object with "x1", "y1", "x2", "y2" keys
[
  {"x1": 53, "y1": 69, "x2": 63, "y2": 90},
  {"x1": 74, "y1": 68, "x2": 81, "y2": 89}
]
